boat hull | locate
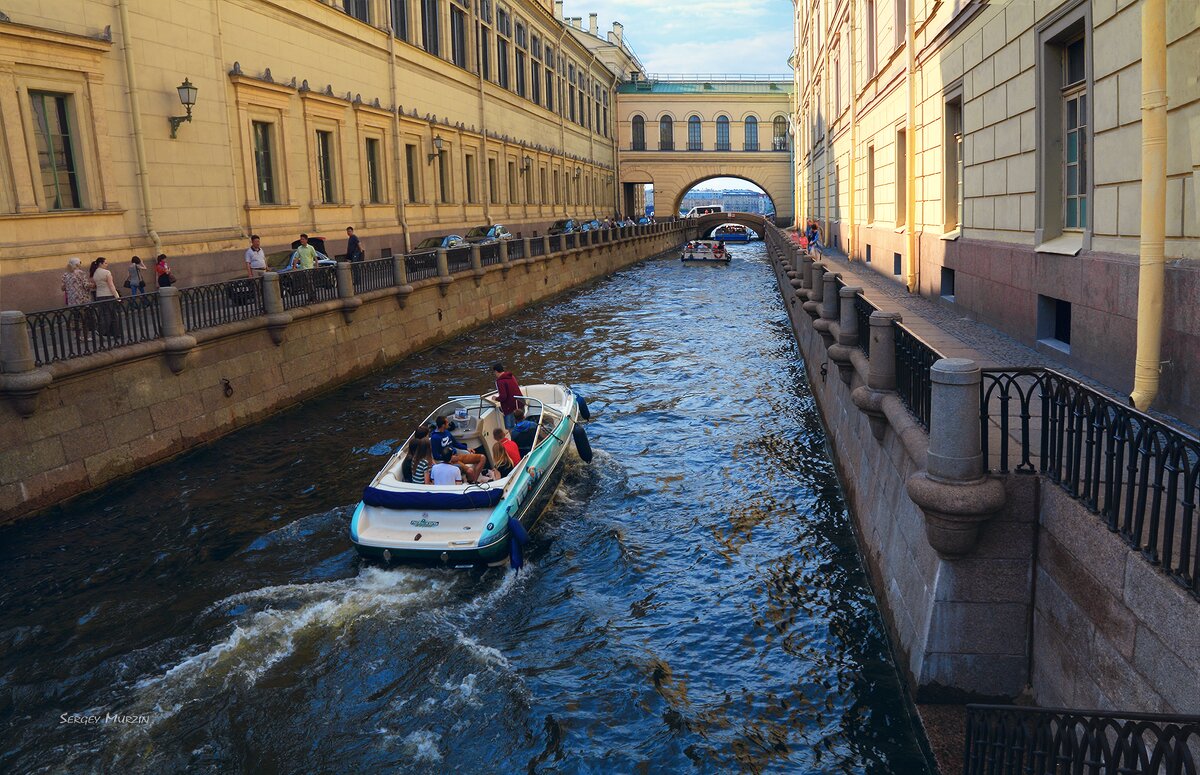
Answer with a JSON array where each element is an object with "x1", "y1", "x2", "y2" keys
[{"x1": 713, "y1": 233, "x2": 751, "y2": 242}]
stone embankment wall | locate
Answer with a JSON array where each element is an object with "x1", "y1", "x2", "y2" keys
[
  {"x1": 764, "y1": 227, "x2": 1199, "y2": 714},
  {"x1": 0, "y1": 226, "x2": 684, "y2": 522}
]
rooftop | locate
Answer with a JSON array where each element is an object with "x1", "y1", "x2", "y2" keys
[{"x1": 617, "y1": 74, "x2": 793, "y2": 95}]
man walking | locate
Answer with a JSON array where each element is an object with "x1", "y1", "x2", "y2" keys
[
  {"x1": 245, "y1": 234, "x2": 267, "y2": 277},
  {"x1": 493, "y1": 363, "x2": 523, "y2": 429},
  {"x1": 345, "y1": 226, "x2": 364, "y2": 262}
]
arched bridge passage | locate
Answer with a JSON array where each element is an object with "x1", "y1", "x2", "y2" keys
[{"x1": 687, "y1": 212, "x2": 772, "y2": 240}]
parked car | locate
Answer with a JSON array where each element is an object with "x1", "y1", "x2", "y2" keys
[
  {"x1": 548, "y1": 219, "x2": 576, "y2": 235},
  {"x1": 409, "y1": 234, "x2": 465, "y2": 256},
  {"x1": 463, "y1": 224, "x2": 514, "y2": 244}
]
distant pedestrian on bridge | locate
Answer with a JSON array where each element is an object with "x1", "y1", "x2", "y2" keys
[
  {"x1": 245, "y1": 235, "x2": 267, "y2": 278},
  {"x1": 345, "y1": 227, "x2": 364, "y2": 262},
  {"x1": 155, "y1": 254, "x2": 175, "y2": 288},
  {"x1": 126, "y1": 256, "x2": 147, "y2": 298},
  {"x1": 61, "y1": 258, "x2": 91, "y2": 307}
]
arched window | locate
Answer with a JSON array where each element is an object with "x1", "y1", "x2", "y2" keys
[
  {"x1": 716, "y1": 116, "x2": 730, "y2": 151},
  {"x1": 773, "y1": 116, "x2": 789, "y2": 151},
  {"x1": 744, "y1": 115, "x2": 759, "y2": 151},
  {"x1": 631, "y1": 116, "x2": 645, "y2": 150},
  {"x1": 687, "y1": 115, "x2": 702, "y2": 150},
  {"x1": 659, "y1": 116, "x2": 674, "y2": 151}
]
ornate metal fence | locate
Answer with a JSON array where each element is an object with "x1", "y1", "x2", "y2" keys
[
  {"x1": 549, "y1": 235, "x2": 562, "y2": 253},
  {"x1": 179, "y1": 278, "x2": 264, "y2": 331},
  {"x1": 981, "y1": 368, "x2": 1200, "y2": 598},
  {"x1": 894, "y1": 323, "x2": 938, "y2": 430},
  {"x1": 26, "y1": 296, "x2": 162, "y2": 366},
  {"x1": 350, "y1": 257, "x2": 394, "y2": 293},
  {"x1": 279, "y1": 267, "x2": 338, "y2": 311},
  {"x1": 446, "y1": 245, "x2": 472, "y2": 274},
  {"x1": 527, "y1": 238, "x2": 546, "y2": 258},
  {"x1": 506, "y1": 239, "x2": 525, "y2": 260},
  {"x1": 565, "y1": 233, "x2": 578, "y2": 249},
  {"x1": 404, "y1": 253, "x2": 439, "y2": 282},
  {"x1": 854, "y1": 293, "x2": 876, "y2": 357},
  {"x1": 479, "y1": 243, "x2": 502, "y2": 267},
  {"x1": 963, "y1": 704, "x2": 1200, "y2": 775}
]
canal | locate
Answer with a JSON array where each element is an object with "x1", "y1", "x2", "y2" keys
[{"x1": 0, "y1": 242, "x2": 932, "y2": 773}]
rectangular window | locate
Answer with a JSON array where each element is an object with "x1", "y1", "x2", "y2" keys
[
  {"x1": 465, "y1": 153, "x2": 477, "y2": 203},
  {"x1": 865, "y1": 243, "x2": 872, "y2": 263},
  {"x1": 603, "y1": 92, "x2": 609, "y2": 137},
  {"x1": 507, "y1": 160, "x2": 517, "y2": 202},
  {"x1": 895, "y1": 127, "x2": 906, "y2": 228},
  {"x1": 944, "y1": 96, "x2": 963, "y2": 231},
  {"x1": 516, "y1": 51, "x2": 527, "y2": 97},
  {"x1": 422, "y1": 0, "x2": 440, "y2": 56},
  {"x1": 688, "y1": 118, "x2": 701, "y2": 150},
  {"x1": 480, "y1": 27, "x2": 491, "y2": 80},
  {"x1": 1036, "y1": 14, "x2": 1090, "y2": 243},
  {"x1": 524, "y1": 165, "x2": 532, "y2": 203},
  {"x1": 1063, "y1": 37, "x2": 1087, "y2": 230},
  {"x1": 365, "y1": 137, "x2": 383, "y2": 203},
  {"x1": 1038, "y1": 295, "x2": 1072, "y2": 350},
  {"x1": 539, "y1": 167, "x2": 547, "y2": 204},
  {"x1": 29, "y1": 91, "x2": 82, "y2": 210},
  {"x1": 940, "y1": 267, "x2": 956, "y2": 300},
  {"x1": 497, "y1": 38, "x2": 510, "y2": 88},
  {"x1": 405, "y1": 143, "x2": 419, "y2": 202},
  {"x1": 866, "y1": 144, "x2": 876, "y2": 223},
  {"x1": 865, "y1": 0, "x2": 877, "y2": 75},
  {"x1": 544, "y1": 48, "x2": 554, "y2": 111},
  {"x1": 488, "y1": 157, "x2": 498, "y2": 203},
  {"x1": 716, "y1": 118, "x2": 729, "y2": 150},
  {"x1": 437, "y1": 149, "x2": 450, "y2": 203},
  {"x1": 392, "y1": 0, "x2": 408, "y2": 40},
  {"x1": 450, "y1": 4, "x2": 468, "y2": 68},
  {"x1": 893, "y1": 252, "x2": 902, "y2": 276},
  {"x1": 567, "y1": 65, "x2": 575, "y2": 121},
  {"x1": 894, "y1": 0, "x2": 906, "y2": 50},
  {"x1": 316, "y1": 129, "x2": 336, "y2": 204},
  {"x1": 344, "y1": 0, "x2": 370, "y2": 23}
]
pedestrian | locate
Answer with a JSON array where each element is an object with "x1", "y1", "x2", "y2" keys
[
  {"x1": 245, "y1": 234, "x2": 267, "y2": 277},
  {"x1": 289, "y1": 233, "x2": 319, "y2": 270},
  {"x1": 61, "y1": 257, "x2": 91, "y2": 307},
  {"x1": 345, "y1": 226, "x2": 364, "y2": 262},
  {"x1": 493, "y1": 363, "x2": 523, "y2": 429},
  {"x1": 126, "y1": 256, "x2": 147, "y2": 299},
  {"x1": 90, "y1": 257, "x2": 123, "y2": 338},
  {"x1": 155, "y1": 254, "x2": 176, "y2": 288}
]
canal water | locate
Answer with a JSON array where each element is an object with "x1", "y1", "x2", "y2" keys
[{"x1": 0, "y1": 242, "x2": 932, "y2": 774}]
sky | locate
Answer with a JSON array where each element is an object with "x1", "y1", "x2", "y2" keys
[{"x1": 563, "y1": 1, "x2": 793, "y2": 76}]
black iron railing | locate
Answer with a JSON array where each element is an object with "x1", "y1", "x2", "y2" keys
[
  {"x1": 549, "y1": 235, "x2": 562, "y2": 253},
  {"x1": 507, "y1": 239, "x2": 525, "y2": 260},
  {"x1": 404, "y1": 253, "x2": 439, "y2": 282},
  {"x1": 179, "y1": 278, "x2": 264, "y2": 332},
  {"x1": 479, "y1": 242, "x2": 502, "y2": 266},
  {"x1": 279, "y1": 267, "x2": 338, "y2": 311},
  {"x1": 527, "y1": 238, "x2": 546, "y2": 258},
  {"x1": 351, "y1": 257, "x2": 394, "y2": 293},
  {"x1": 894, "y1": 324, "x2": 938, "y2": 430},
  {"x1": 981, "y1": 368, "x2": 1200, "y2": 598},
  {"x1": 26, "y1": 295, "x2": 162, "y2": 366},
  {"x1": 446, "y1": 245, "x2": 472, "y2": 274},
  {"x1": 854, "y1": 293, "x2": 876, "y2": 357},
  {"x1": 964, "y1": 705, "x2": 1200, "y2": 775},
  {"x1": 565, "y1": 233, "x2": 577, "y2": 250}
]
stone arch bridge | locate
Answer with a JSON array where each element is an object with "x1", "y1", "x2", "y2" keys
[
  {"x1": 616, "y1": 75, "x2": 794, "y2": 225},
  {"x1": 688, "y1": 211, "x2": 773, "y2": 239}
]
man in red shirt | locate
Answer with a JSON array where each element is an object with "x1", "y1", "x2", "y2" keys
[{"x1": 493, "y1": 363, "x2": 523, "y2": 429}]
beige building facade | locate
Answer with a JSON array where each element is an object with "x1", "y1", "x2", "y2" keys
[
  {"x1": 615, "y1": 76, "x2": 795, "y2": 222},
  {"x1": 0, "y1": 0, "x2": 639, "y2": 309},
  {"x1": 793, "y1": 0, "x2": 1200, "y2": 424}
]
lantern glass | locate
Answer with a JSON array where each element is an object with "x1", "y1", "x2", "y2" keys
[{"x1": 177, "y1": 79, "x2": 198, "y2": 109}]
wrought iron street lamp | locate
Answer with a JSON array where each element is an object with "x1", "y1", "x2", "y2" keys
[
  {"x1": 427, "y1": 134, "x2": 444, "y2": 164},
  {"x1": 168, "y1": 78, "x2": 198, "y2": 139}
]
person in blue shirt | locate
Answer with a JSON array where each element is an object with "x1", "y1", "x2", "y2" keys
[{"x1": 510, "y1": 407, "x2": 539, "y2": 457}]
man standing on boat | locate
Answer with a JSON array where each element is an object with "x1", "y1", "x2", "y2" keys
[{"x1": 493, "y1": 364, "x2": 523, "y2": 429}]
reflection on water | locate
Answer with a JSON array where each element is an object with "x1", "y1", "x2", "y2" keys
[{"x1": 0, "y1": 242, "x2": 931, "y2": 773}]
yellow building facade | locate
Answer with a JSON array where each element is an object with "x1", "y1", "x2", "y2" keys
[
  {"x1": 794, "y1": 0, "x2": 1200, "y2": 423},
  {"x1": 0, "y1": 0, "x2": 638, "y2": 309}
]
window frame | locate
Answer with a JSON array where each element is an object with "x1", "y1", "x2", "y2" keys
[
  {"x1": 716, "y1": 115, "x2": 730, "y2": 151},
  {"x1": 251, "y1": 119, "x2": 279, "y2": 206},
  {"x1": 658, "y1": 115, "x2": 673, "y2": 151},
  {"x1": 687, "y1": 115, "x2": 702, "y2": 151},
  {"x1": 631, "y1": 115, "x2": 645, "y2": 150},
  {"x1": 28, "y1": 90, "x2": 83, "y2": 211},
  {"x1": 743, "y1": 115, "x2": 759, "y2": 151}
]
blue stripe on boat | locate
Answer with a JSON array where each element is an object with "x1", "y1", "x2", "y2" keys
[{"x1": 361, "y1": 486, "x2": 504, "y2": 510}]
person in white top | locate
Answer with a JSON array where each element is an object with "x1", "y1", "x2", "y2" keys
[
  {"x1": 91, "y1": 257, "x2": 119, "y2": 299},
  {"x1": 429, "y1": 461, "x2": 463, "y2": 485},
  {"x1": 89, "y1": 256, "x2": 123, "y2": 338},
  {"x1": 245, "y1": 234, "x2": 267, "y2": 277}
]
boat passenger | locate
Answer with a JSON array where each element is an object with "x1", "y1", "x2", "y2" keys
[
  {"x1": 510, "y1": 407, "x2": 538, "y2": 457},
  {"x1": 430, "y1": 415, "x2": 487, "y2": 481},
  {"x1": 491, "y1": 428, "x2": 521, "y2": 476},
  {"x1": 429, "y1": 458, "x2": 463, "y2": 485},
  {"x1": 402, "y1": 437, "x2": 436, "y2": 484}
]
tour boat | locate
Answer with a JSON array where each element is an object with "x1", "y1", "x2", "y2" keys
[
  {"x1": 680, "y1": 240, "x2": 731, "y2": 264},
  {"x1": 712, "y1": 224, "x2": 752, "y2": 242},
  {"x1": 349, "y1": 384, "x2": 592, "y2": 568}
]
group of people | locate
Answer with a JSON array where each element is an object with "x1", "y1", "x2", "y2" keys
[
  {"x1": 61, "y1": 254, "x2": 175, "y2": 308},
  {"x1": 400, "y1": 364, "x2": 543, "y2": 487}
]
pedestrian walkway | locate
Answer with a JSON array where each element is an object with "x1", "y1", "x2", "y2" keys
[{"x1": 810, "y1": 244, "x2": 1198, "y2": 437}]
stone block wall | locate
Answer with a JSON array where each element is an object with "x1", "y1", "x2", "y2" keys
[{"x1": 0, "y1": 228, "x2": 682, "y2": 521}]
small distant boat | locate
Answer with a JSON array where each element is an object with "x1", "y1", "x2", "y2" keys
[
  {"x1": 712, "y1": 224, "x2": 752, "y2": 242},
  {"x1": 680, "y1": 240, "x2": 731, "y2": 264},
  {"x1": 350, "y1": 384, "x2": 592, "y2": 568}
]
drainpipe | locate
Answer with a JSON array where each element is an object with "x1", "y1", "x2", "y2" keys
[
  {"x1": 904, "y1": 0, "x2": 918, "y2": 292},
  {"x1": 116, "y1": 0, "x2": 162, "y2": 255},
  {"x1": 1130, "y1": 0, "x2": 1168, "y2": 410},
  {"x1": 384, "y1": 4, "x2": 412, "y2": 251},
  {"x1": 847, "y1": 0, "x2": 856, "y2": 259}
]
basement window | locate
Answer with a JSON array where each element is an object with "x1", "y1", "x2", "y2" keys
[
  {"x1": 940, "y1": 267, "x2": 955, "y2": 302},
  {"x1": 1037, "y1": 294, "x2": 1072, "y2": 353},
  {"x1": 893, "y1": 252, "x2": 902, "y2": 276},
  {"x1": 865, "y1": 244, "x2": 872, "y2": 264}
]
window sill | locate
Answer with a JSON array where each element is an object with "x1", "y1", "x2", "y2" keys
[
  {"x1": 894, "y1": 225, "x2": 907, "y2": 234},
  {"x1": 0, "y1": 207, "x2": 125, "y2": 220},
  {"x1": 939, "y1": 228, "x2": 961, "y2": 241},
  {"x1": 1035, "y1": 233, "x2": 1083, "y2": 256},
  {"x1": 1037, "y1": 338, "x2": 1071, "y2": 355}
]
